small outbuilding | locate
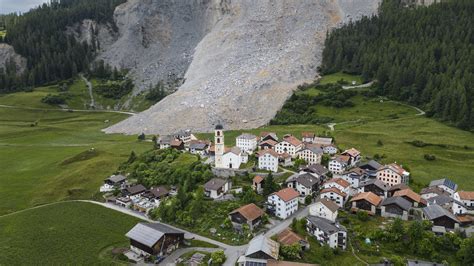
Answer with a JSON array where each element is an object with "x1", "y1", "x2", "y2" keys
[{"x1": 126, "y1": 223, "x2": 184, "y2": 256}]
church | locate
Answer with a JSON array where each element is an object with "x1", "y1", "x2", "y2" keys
[{"x1": 214, "y1": 125, "x2": 248, "y2": 169}]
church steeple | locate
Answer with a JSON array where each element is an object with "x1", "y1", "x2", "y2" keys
[{"x1": 214, "y1": 124, "x2": 224, "y2": 168}]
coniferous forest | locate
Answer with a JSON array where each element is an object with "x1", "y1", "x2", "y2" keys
[
  {"x1": 321, "y1": 0, "x2": 474, "y2": 130},
  {"x1": 0, "y1": 0, "x2": 125, "y2": 93}
]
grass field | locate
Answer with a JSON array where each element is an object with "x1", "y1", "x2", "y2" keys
[
  {"x1": 0, "y1": 201, "x2": 141, "y2": 265},
  {"x1": 0, "y1": 104, "x2": 150, "y2": 215}
]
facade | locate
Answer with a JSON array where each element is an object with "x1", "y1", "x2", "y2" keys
[
  {"x1": 380, "y1": 196, "x2": 412, "y2": 220},
  {"x1": 301, "y1": 132, "x2": 315, "y2": 143},
  {"x1": 126, "y1": 223, "x2": 184, "y2": 256},
  {"x1": 253, "y1": 175, "x2": 264, "y2": 194},
  {"x1": 274, "y1": 135, "x2": 303, "y2": 158},
  {"x1": 287, "y1": 173, "x2": 321, "y2": 201},
  {"x1": 376, "y1": 163, "x2": 410, "y2": 186},
  {"x1": 158, "y1": 135, "x2": 173, "y2": 149},
  {"x1": 188, "y1": 140, "x2": 209, "y2": 155},
  {"x1": 427, "y1": 195, "x2": 467, "y2": 215},
  {"x1": 229, "y1": 203, "x2": 265, "y2": 231},
  {"x1": 454, "y1": 191, "x2": 474, "y2": 214},
  {"x1": 322, "y1": 144, "x2": 338, "y2": 155},
  {"x1": 204, "y1": 178, "x2": 231, "y2": 199},
  {"x1": 341, "y1": 168, "x2": 367, "y2": 188},
  {"x1": 328, "y1": 155, "x2": 350, "y2": 175},
  {"x1": 297, "y1": 146, "x2": 323, "y2": 165},
  {"x1": 142, "y1": 186, "x2": 169, "y2": 204},
  {"x1": 306, "y1": 216, "x2": 347, "y2": 250},
  {"x1": 322, "y1": 178, "x2": 351, "y2": 195},
  {"x1": 222, "y1": 147, "x2": 246, "y2": 169},
  {"x1": 101, "y1": 174, "x2": 127, "y2": 192},
  {"x1": 214, "y1": 125, "x2": 225, "y2": 168},
  {"x1": 320, "y1": 187, "x2": 347, "y2": 208},
  {"x1": 429, "y1": 178, "x2": 458, "y2": 196},
  {"x1": 267, "y1": 188, "x2": 299, "y2": 219},
  {"x1": 257, "y1": 149, "x2": 280, "y2": 172},
  {"x1": 173, "y1": 130, "x2": 193, "y2": 144},
  {"x1": 350, "y1": 192, "x2": 382, "y2": 214},
  {"x1": 420, "y1": 186, "x2": 450, "y2": 200},
  {"x1": 236, "y1": 133, "x2": 258, "y2": 154},
  {"x1": 393, "y1": 188, "x2": 426, "y2": 207},
  {"x1": 340, "y1": 148, "x2": 361, "y2": 167},
  {"x1": 309, "y1": 198, "x2": 339, "y2": 222},
  {"x1": 259, "y1": 139, "x2": 278, "y2": 150}
]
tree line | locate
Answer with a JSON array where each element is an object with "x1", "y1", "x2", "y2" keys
[
  {"x1": 0, "y1": 0, "x2": 125, "y2": 93},
  {"x1": 321, "y1": 0, "x2": 474, "y2": 130}
]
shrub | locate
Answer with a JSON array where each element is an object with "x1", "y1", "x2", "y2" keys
[
  {"x1": 424, "y1": 154, "x2": 436, "y2": 161},
  {"x1": 41, "y1": 94, "x2": 66, "y2": 105},
  {"x1": 210, "y1": 250, "x2": 226, "y2": 265},
  {"x1": 356, "y1": 211, "x2": 369, "y2": 221}
]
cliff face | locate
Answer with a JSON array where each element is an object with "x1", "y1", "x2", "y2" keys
[
  {"x1": 0, "y1": 43, "x2": 27, "y2": 74},
  {"x1": 102, "y1": 0, "x2": 381, "y2": 135}
]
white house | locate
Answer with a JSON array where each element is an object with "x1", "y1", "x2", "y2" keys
[
  {"x1": 236, "y1": 133, "x2": 258, "y2": 154},
  {"x1": 188, "y1": 140, "x2": 209, "y2": 155},
  {"x1": 454, "y1": 191, "x2": 474, "y2": 214},
  {"x1": 341, "y1": 167, "x2": 367, "y2": 188},
  {"x1": 322, "y1": 178, "x2": 352, "y2": 195},
  {"x1": 204, "y1": 178, "x2": 232, "y2": 199},
  {"x1": 296, "y1": 146, "x2": 323, "y2": 165},
  {"x1": 306, "y1": 216, "x2": 347, "y2": 250},
  {"x1": 328, "y1": 155, "x2": 350, "y2": 175},
  {"x1": 309, "y1": 198, "x2": 339, "y2": 222},
  {"x1": 427, "y1": 195, "x2": 467, "y2": 215},
  {"x1": 429, "y1": 178, "x2": 458, "y2": 196},
  {"x1": 257, "y1": 149, "x2": 279, "y2": 172},
  {"x1": 322, "y1": 144, "x2": 338, "y2": 155},
  {"x1": 222, "y1": 147, "x2": 247, "y2": 169},
  {"x1": 376, "y1": 163, "x2": 410, "y2": 186},
  {"x1": 287, "y1": 173, "x2": 320, "y2": 201},
  {"x1": 158, "y1": 135, "x2": 173, "y2": 149},
  {"x1": 420, "y1": 186, "x2": 450, "y2": 200},
  {"x1": 173, "y1": 130, "x2": 194, "y2": 144},
  {"x1": 320, "y1": 187, "x2": 347, "y2": 208},
  {"x1": 301, "y1": 132, "x2": 316, "y2": 143},
  {"x1": 313, "y1": 137, "x2": 333, "y2": 146},
  {"x1": 100, "y1": 174, "x2": 127, "y2": 192},
  {"x1": 341, "y1": 148, "x2": 361, "y2": 167},
  {"x1": 267, "y1": 187, "x2": 299, "y2": 219},
  {"x1": 274, "y1": 135, "x2": 303, "y2": 158}
]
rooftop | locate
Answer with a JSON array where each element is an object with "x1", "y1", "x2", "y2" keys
[
  {"x1": 237, "y1": 133, "x2": 258, "y2": 140},
  {"x1": 320, "y1": 187, "x2": 347, "y2": 197},
  {"x1": 277, "y1": 229, "x2": 305, "y2": 246},
  {"x1": 457, "y1": 191, "x2": 474, "y2": 201},
  {"x1": 429, "y1": 178, "x2": 458, "y2": 191},
  {"x1": 351, "y1": 192, "x2": 382, "y2": 206},
  {"x1": 282, "y1": 135, "x2": 302, "y2": 147},
  {"x1": 106, "y1": 174, "x2": 126, "y2": 183},
  {"x1": 253, "y1": 175, "x2": 264, "y2": 184},
  {"x1": 125, "y1": 223, "x2": 184, "y2": 248},
  {"x1": 381, "y1": 196, "x2": 412, "y2": 211},
  {"x1": 230, "y1": 203, "x2": 264, "y2": 221},
  {"x1": 303, "y1": 164, "x2": 329, "y2": 176},
  {"x1": 306, "y1": 216, "x2": 346, "y2": 234},
  {"x1": 325, "y1": 177, "x2": 350, "y2": 188},
  {"x1": 245, "y1": 235, "x2": 279, "y2": 260},
  {"x1": 295, "y1": 173, "x2": 320, "y2": 188},
  {"x1": 358, "y1": 179, "x2": 390, "y2": 191},
  {"x1": 394, "y1": 188, "x2": 424, "y2": 204},
  {"x1": 204, "y1": 178, "x2": 228, "y2": 191},
  {"x1": 125, "y1": 184, "x2": 147, "y2": 195},
  {"x1": 314, "y1": 198, "x2": 339, "y2": 212},
  {"x1": 422, "y1": 204, "x2": 458, "y2": 222},
  {"x1": 273, "y1": 187, "x2": 300, "y2": 202},
  {"x1": 342, "y1": 148, "x2": 360, "y2": 157}
]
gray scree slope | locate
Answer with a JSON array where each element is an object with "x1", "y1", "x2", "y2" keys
[{"x1": 104, "y1": 0, "x2": 380, "y2": 135}]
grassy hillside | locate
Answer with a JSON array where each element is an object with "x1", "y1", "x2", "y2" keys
[{"x1": 0, "y1": 202, "x2": 140, "y2": 264}]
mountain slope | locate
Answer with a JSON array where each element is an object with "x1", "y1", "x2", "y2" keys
[{"x1": 104, "y1": 0, "x2": 380, "y2": 134}]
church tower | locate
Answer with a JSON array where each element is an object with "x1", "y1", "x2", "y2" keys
[{"x1": 214, "y1": 124, "x2": 224, "y2": 168}]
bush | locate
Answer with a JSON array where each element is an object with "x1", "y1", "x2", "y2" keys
[
  {"x1": 41, "y1": 94, "x2": 67, "y2": 105},
  {"x1": 424, "y1": 154, "x2": 436, "y2": 161},
  {"x1": 356, "y1": 211, "x2": 369, "y2": 221},
  {"x1": 210, "y1": 250, "x2": 226, "y2": 265}
]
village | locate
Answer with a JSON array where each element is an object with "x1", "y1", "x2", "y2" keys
[{"x1": 99, "y1": 125, "x2": 474, "y2": 266}]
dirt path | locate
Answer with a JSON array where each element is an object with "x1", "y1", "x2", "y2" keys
[
  {"x1": 80, "y1": 74, "x2": 95, "y2": 108},
  {"x1": 0, "y1": 104, "x2": 136, "y2": 115}
]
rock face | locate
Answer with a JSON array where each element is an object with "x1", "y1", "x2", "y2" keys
[
  {"x1": 103, "y1": 0, "x2": 381, "y2": 135},
  {"x1": 0, "y1": 43, "x2": 27, "y2": 74}
]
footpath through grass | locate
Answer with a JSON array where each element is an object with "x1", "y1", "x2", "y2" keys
[{"x1": 0, "y1": 201, "x2": 141, "y2": 265}]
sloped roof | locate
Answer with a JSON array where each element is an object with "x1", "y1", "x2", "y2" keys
[
  {"x1": 388, "y1": 183, "x2": 409, "y2": 192},
  {"x1": 313, "y1": 137, "x2": 333, "y2": 145},
  {"x1": 300, "y1": 146, "x2": 323, "y2": 155},
  {"x1": 429, "y1": 178, "x2": 458, "y2": 191},
  {"x1": 457, "y1": 191, "x2": 474, "y2": 200},
  {"x1": 333, "y1": 155, "x2": 350, "y2": 164},
  {"x1": 314, "y1": 198, "x2": 339, "y2": 212},
  {"x1": 351, "y1": 192, "x2": 382, "y2": 206},
  {"x1": 420, "y1": 186, "x2": 449, "y2": 196},
  {"x1": 379, "y1": 163, "x2": 408, "y2": 176},
  {"x1": 301, "y1": 132, "x2": 315, "y2": 138},
  {"x1": 381, "y1": 196, "x2": 412, "y2": 211},
  {"x1": 245, "y1": 235, "x2": 279, "y2": 260},
  {"x1": 277, "y1": 229, "x2": 304, "y2": 246},
  {"x1": 204, "y1": 178, "x2": 228, "y2": 191},
  {"x1": 260, "y1": 132, "x2": 278, "y2": 141},
  {"x1": 230, "y1": 203, "x2": 264, "y2": 222},
  {"x1": 126, "y1": 184, "x2": 147, "y2": 195},
  {"x1": 253, "y1": 175, "x2": 264, "y2": 184},
  {"x1": 282, "y1": 135, "x2": 302, "y2": 147},
  {"x1": 303, "y1": 164, "x2": 329, "y2": 176},
  {"x1": 358, "y1": 179, "x2": 389, "y2": 191},
  {"x1": 296, "y1": 173, "x2": 319, "y2": 188},
  {"x1": 320, "y1": 187, "x2": 347, "y2": 197},
  {"x1": 422, "y1": 205, "x2": 459, "y2": 222},
  {"x1": 394, "y1": 189, "x2": 423, "y2": 204},
  {"x1": 359, "y1": 160, "x2": 383, "y2": 171},
  {"x1": 306, "y1": 216, "x2": 346, "y2": 234},
  {"x1": 237, "y1": 133, "x2": 258, "y2": 140},
  {"x1": 273, "y1": 187, "x2": 300, "y2": 202},
  {"x1": 170, "y1": 139, "x2": 183, "y2": 147},
  {"x1": 149, "y1": 186, "x2": 169, "y2": 198},
  {"x1": 126, "y1": 223, "x2": 184, "y2": 248},
  {"x1": 106, "y1": 174, "x2": 126, "y2": 183},
  {"x1": 189, "y1": 140, "x2": 209, "y2": 150},
  {"x1": 342, "y1": 148, "x2": 360, "y2": 157},
  {"x1": 325, "y1": 177, "x2": 350, "y2": 188},
  {"x1": 260, "y1": 139, "x2": 278, "y2": 146},
  {"x1": 226, "y1": 146, "x2": 242, "y2": 155},
  {"x1": 343, "y1": 167, "x2": 366, "y2": 176},
  {"x1": 256, "y1": 149, "x2": 279, "y2": 158}
]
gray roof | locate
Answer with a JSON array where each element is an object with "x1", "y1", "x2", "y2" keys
[
  {"x1": 358, "y1": 179, "x2": 389, "y2": 191},
  {"x1": 304, "y1": 164, "x2": 329, "y2": 176},
  {"x1": 314, "y1": 198, "x2": 339, "y2": 212},
  {"x1": 204, "y1": 178, "x2": 228, "y2": 191},
  {"x1": 306, "y1": 216, "x2": 346, "y2": 234},
  {"x1": 427, "y1": 195, "x2": 466, "y2": 207},
  {"x1": 295, "y1": 173, "x2": 319, "y2": 188},
  {"x1": 302, "y1": 146, "x2": 323, "y2": 155},
  {"x1": 422, "y1": 205, "x2": 459, "y2": 222},
  {"x1": 106, "y1": 174, "x2": 126, "y2": 183},
  {"x1": 381, "y1": 196, "x2": 412, "y2": 211},
  {"x1": 126, "y1": 184, "x2": 146, "y2": 195},
  {"x1": 429, "y1": 178, "x2": 458, "y2": 191},
  {"x1": 360, "y1": 160, "x2": 382, "y2": 171},
  {"x1": 126, "y1": 223, "x2": 183, "y2": 248},
  {"x1": 237, "y1": 133, "x2": 257, "y2": 140},
  {"x1": 245, "y1": 234, "x2": 279, "y2": 259},
  {"x1": 190, "y1": 142, "x2": 208, "y2": 150},
  {"x1": 159, "y1": 135, "x2": 173, "y2": 145}
]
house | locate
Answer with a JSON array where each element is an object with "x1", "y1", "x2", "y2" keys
[
  {"x1": 236, "y1": 133, "x2": 258, "y2": 154},
  {"x1": 100, "y1": 174, "x2": 127, "y2": 192},
  {"x1": 259, "y1": 139, "x2": 278, "y2": 150},
  {"x1": 170, "y1": 139, "x2": 185, "y2": 150},
  {"x1": 328, "y1": 155, "x2": 350, "y2": 175},
  {"x1": 429, "y1": 178, "x2": 458, "y2": 196},
  {"x1": 322, "y1": 178, "x2": 351, "y2": 195},
  {"x1": 143, "y1": 186, "x2": 169, "y2": 204},
  {"x1": 279, "y1": 153, "x2": 293, "y2": 167},
  {"x1": 267, "y1": 188, "x2": 299, "y2": 219},
  {"x1": 237, "y1": 235, "x2": 279, "y2": 266},
  {"x1": 204, "y1": 178, "x2": 231, "y2": 199},
  {"x1": 116, "y1": 197, "x2": 132, "y2": 208},
  {"x1": 341, "y1": 167, "x2": 367, "y2": 188},
  {"x1": 357, "y1": 179, "x2": 390, "y2": 198},
  {"x1": 350, "y1": 192, "x2": 382, "y2": 214},
  {"x1": 189, "y1": 140, "x2": 209, "y2": 155},
  {"x1": 313, "y1": 136, "x2": 333, "y2": 146},
  {"x1": 380, "y1": 196, "x2": 412, "y2": 220},
  {"x1": 359, "y1": 160, "x2": 383, "y2": 178},
  {"x1": 420, "y1": 186, "x2": 450, "y2": 200},
  {"x1": 306, "y1": 216, "x2": 347, "y2": 250},
  {"x1": 387, "y1": 183, "x2": 409, "y2": 197},
  {"x1": 229, "y1": 203, "x2": 265, "y2": 231},
  {"x1": 253, "y1": 175, "x2": 264, "y2": 194},
  {"x1": 275, "y1": 135, "x2": 303, "y2": 158},
  {"x1": 340, "y1": 148, "x2": 361, "y2": 166},
  {"x1": 376, "y1": 163, "x2": 410, "y2": 186},
  {"x1": 277, "y1": 229, "x2": 309, "y2": 250},
  {"x1": 126, "y1": 222, "x2": 184, "y2": 256},
  {"x1": 422, "y1": 204, "x2": 460, "y2": 230},
  {"x1": 257, "y1": 149, "x2": 280, "y2": 172},
  {"x1": 427, "y1": 195, "x2": 467, "y2": 215},
  {"x1": 300, "y1": 164, "x2": 329, "y2": 179},
  {"x1": 319, "y1": 187, "x2": 347, "y2": 208},
  {"x1": 123, "y1": 184, "x2": 147, "y2": 200},
  {"x1": 260, "y1": 132, "x2": 279, "y2": 142},
  {"x1": 454, "y1": 191, "x2": 474, "y2": 214},
  {"x1": 322, "y1": 144, "x2": 338, "y2": 155},
  {"x1": 393, "y1": 188, "x2": 426, "y2": 207},
  {"x1": 301, "y1": 132, "x2": 316, "y2": 143},
  {"x1": 222, "y1": 147, "x2": 247, "y2": 169},
  {"x1": 287, "y1": 173, "x2": 321, "y2": 201},
  {"x1": 173, "y1": 130, "x2": 194, "y2": 144},
  {"x1": 296, "y1": 146, "x2": 323, "y2": 165},
  {"x1": 309, "y1": 198, "x2": 339, "y2": 222},
  {"x1": 158, "y1": 135, "x2": 173, "y2": 149}
]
